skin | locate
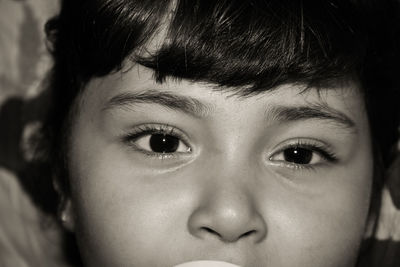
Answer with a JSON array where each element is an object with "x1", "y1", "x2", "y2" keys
[{"x1": 63, "y1": 64, "x2": 373, "y2": 267}]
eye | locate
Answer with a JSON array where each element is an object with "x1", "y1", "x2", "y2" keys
[
  {"x1": 134, "y1": 133, "x2": 191, "y2": 154},
  {"x1": 271, "y1": 146, "x2": 321, "y2": 165},
  {"x1": 269, "y1": 140, "x2": 338, "y2": 168},
  {"x1": 123, "y1": 124, "x2": 192, "y2": 156}
]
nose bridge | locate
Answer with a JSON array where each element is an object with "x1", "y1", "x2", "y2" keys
[
  {"x1": 187, "y1": 157, "x2": 267, "y2": 243},
  {"x1": 203, "y1": 153, "x2": 257, "y2": 212},
  {"x1": 207, "y1": 165, "x2": 256, "y2": 215}
]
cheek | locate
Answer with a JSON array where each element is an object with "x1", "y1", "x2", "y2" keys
[
  {"x1": 69, "y1": 142, "x2": 192, "y2": 266},
  {"x1": 264, "y1": 170, "x2": 372, "y2": 266}
]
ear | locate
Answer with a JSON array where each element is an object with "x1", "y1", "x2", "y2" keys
[
  {"x1": 53, "y1": 177, "x2": 76, "y2": 232},
  {"x1": 59, "y1": 198, "x2": 75, "y2": 232}
]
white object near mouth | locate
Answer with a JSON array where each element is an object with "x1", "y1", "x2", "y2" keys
[{"x1": 173, "y1": 260, "x2": 241, "y2": 267}]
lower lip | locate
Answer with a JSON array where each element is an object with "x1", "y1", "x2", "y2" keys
[{"x1": 173, "y1": 260, "x2": 241, "y2": 267}]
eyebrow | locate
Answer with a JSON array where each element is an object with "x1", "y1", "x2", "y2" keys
[
  {"x1": 103, "y1": 90, "x2": 213, "y2": 117},
  {"x1": 266, "y1": 104, "x2": 356, "y2": 130},
  {"x1": 104, "y1": 90, "x2": 356, "y2": 130}
]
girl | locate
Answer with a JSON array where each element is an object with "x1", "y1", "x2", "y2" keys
[{"x1": 33, "y1": 0, "x2": 400, "y2": 266}]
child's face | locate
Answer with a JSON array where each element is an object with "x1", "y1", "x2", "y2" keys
[{"x1": 66, "y1": 64, "x2": 373, "y2": 267}]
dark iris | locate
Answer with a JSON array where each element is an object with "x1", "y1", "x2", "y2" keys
[
  {"x1": 283, "y1": 147, "x2": 313, "y2": 164},
  {"x1": 149, "y1": 134, "x2": 179, "y2": 153}
]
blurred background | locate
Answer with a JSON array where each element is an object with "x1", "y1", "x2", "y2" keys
[
  {"x1": 0, "y1": 1, "x2": 73, "y2": 266},
  {"x1": 0, "y1": 0, "x2": 57, "y2": 171}
]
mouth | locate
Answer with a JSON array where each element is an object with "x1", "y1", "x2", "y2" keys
[{"x1": 173, "y1": 260, "x2": 242, "y2": 267}]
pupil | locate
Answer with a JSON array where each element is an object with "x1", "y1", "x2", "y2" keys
[
  {"x1": 149, "y1": 134, "x2": 179, "y2": 153},
  {"x1": 283, "y1": 147, "x2": 313, "y2": 164}
]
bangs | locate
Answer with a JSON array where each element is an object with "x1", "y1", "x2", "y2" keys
[
  {"x1": 59, "y1": 0, "x2": 371, "y2": 94},
  {"x1": 135, "y1": 0, "x2": 368, "y2": 94}
]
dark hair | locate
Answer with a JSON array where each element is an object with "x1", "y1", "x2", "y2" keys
[{"x1": 35, "y1": 0, "x2": 399, "y2": 217}]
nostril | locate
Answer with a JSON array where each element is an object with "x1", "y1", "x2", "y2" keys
[
  {"x1": 239, "y1": 230, "x2": 256, "y2": 239},
  {"x1": 201, "y1": 227, "x2": 222, "y2": 238},
  {"x1": 200, "y1": 227, "x2": 258, "y2": 242}
]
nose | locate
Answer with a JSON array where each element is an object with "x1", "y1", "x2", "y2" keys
[{"x1": 187, "y1": 186, "x2": 267, "y2": 243}]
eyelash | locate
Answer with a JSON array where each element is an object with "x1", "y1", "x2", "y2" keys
[
  {"x1": 269, "y1": 140, "x2": 339, "y2": 170},
  {"x1": 121, "y1": 124, "x2": 191, "y2": 159}
]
